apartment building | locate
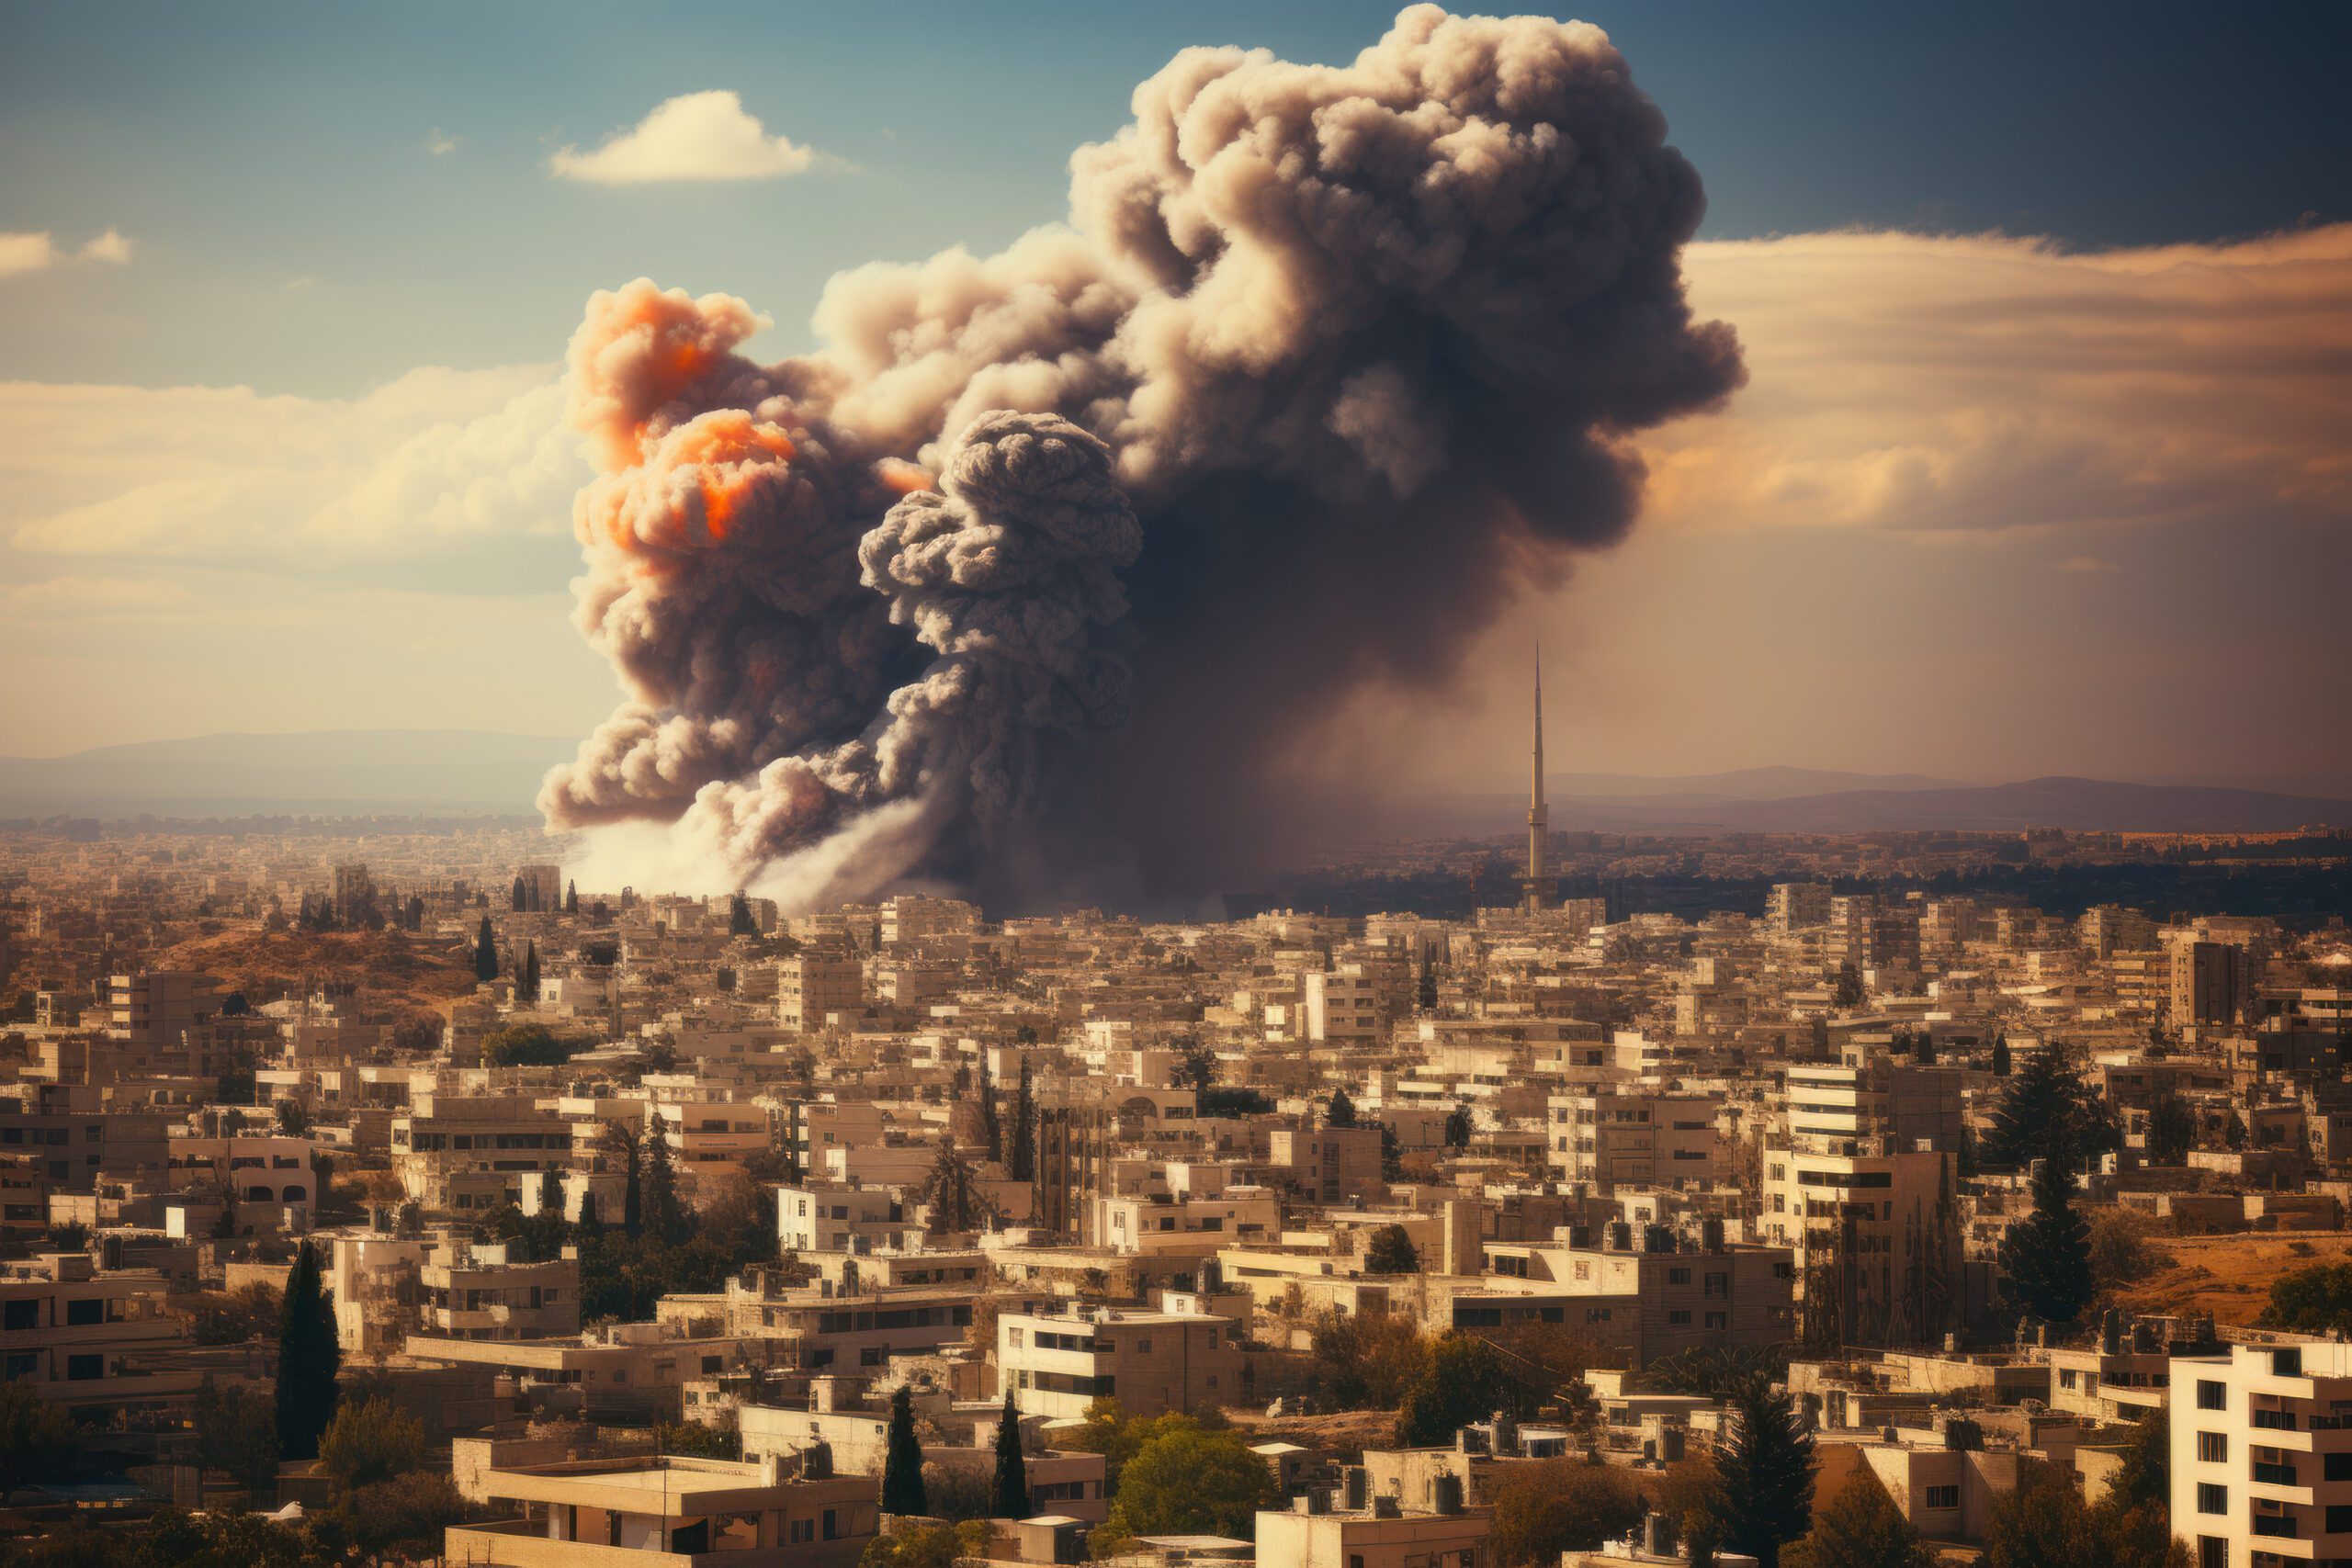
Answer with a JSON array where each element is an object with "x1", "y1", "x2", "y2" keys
[
  {"x1": 999, "y1": 1304, "x2": 1242, "y2": 1419},
  {"x1": 392, "y1": 1094, "x2": 576, "y2": 1213},
  {"x1": 446, "y1": 1453, "x2": 876, "y2": 1568},
  {"x1": 0, "y1": 1084, "x2": 168, "y2": 1197},
  {"x1": 1546, "y1": 1090, "x2": 1724, "y2": 1193},
  {"x1": 2169, "y1": 1337, "x2": 2352, "y2": 1568},
  {"x1": 1769, "y1": 883, "x2": 1831, "y2": 936},
  {"x1": 780, "y1": 954, "x2": 865, "y2": 1032},
  {"x1": 1759, "y1": 1145, "x2": 1961, "y2": 1348},
  {"x1": 650, "y1": 1098, "x2": 774, "y2": 1196},
  {"x1": 777, "y1": 1182, "x2": 906, "y2": 1255},
  {"x1": 1264, "y1": 1126, "x2": 1385, "y2": 1204},
  {"x1": 1473, "y1": 1225, "x2": 1795, "y2": 1369},
  {"x1": 0, "y1": 1252, "x2": 199, "y2": 1416},
  {"x1": 1255, "y1": 1483, "x2": 1489, "y2": 1568},
  {"x1": 422, "y1": 1241, "x2": 580, "y2": 1342},
  {"x1": 1305, "y1": 968, "x2": 1385, "y2": 1044}
]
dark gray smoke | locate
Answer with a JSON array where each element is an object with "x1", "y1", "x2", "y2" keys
[{"x1": 542, "y1": 5, "x2": 1744, "y2": 904}]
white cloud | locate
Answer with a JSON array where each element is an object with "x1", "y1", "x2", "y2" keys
[
  {"x1": 0, "y1": 228, "x2": 130, "y2": 279},
  {"x1": 548, "y1": 90, "x2": 824, "y2": 185},
  {"x1": 2, "y1": 365, "x2": 582, "y2": 581},
  {"x1": 76, "y1": 228, "x2": 130, "y2": 264},
  {"x1": 1640, "y1": 224, "x2": 2352, "y2": 539},
  {"x1": 426, "y1": 128, "x2": 460, "y2": 156}
]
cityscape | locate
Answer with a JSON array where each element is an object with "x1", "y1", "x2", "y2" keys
[{"x1": 2, "y1": 6, "x2": 2349, "y2": 1568}]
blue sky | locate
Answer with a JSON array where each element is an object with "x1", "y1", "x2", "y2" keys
[
  {"x1": 2, "y1": 2, "x2": 2347, "y2": 795},
  {"x1": 6, "y1": 0, "x2": 2346, "y2": 392}
]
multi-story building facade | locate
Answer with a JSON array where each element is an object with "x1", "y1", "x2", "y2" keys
[
  {"x1": 1547, "y1": 1090, "x2": 1724, "y2": 1193},
  {"x1": 2170, "y1": 1338, "x2": 2352, "y2": 1568},
  {"x1": 999, "y1": 1304, "x2": 1242, "y2": 1419}
]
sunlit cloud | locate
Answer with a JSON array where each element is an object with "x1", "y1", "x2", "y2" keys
[
  {"x1": 0, "y1": 575, "x2": 190, "y2": 620},
  {"x1": 1641, "y1": 224, "x2": 2352, "y2": 540},
  {"x1": 2, "y1": 367, "x2": 582, "y2": 584},
  {"x1": 0, "y1": 228, "x2": 131, "y2": 279},
  {"x1": 425, "y1": 128, "x2": 460, "y2": 156},
  {"x1": 548, "y1": 90, "x2": 826, "y2": 184}
]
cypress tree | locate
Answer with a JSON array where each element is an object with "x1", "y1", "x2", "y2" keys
[
  {"x1": 978, "y1": 1053, "x2": 1002, "y2": 1163},
  {"x1": 275, "y1": 1239, "x2": 342, "y2": 1460},
  {"x1": 473, "y1": 915, "x2": 498, "y2": 983},
  {"x1": 510, "y1": 876, "x2": 526, "y2": 912},
  {"x1": 1998, "y1": 1144, "x2": 2095, "y2": 1326},
  {"x1": 564, "y1": 879, "x2": 580, "y2": 915},
  {"x1": 992, "y1": 1389, "x2": 1031, "y2": 1519},
  {"x1": 644, "y1": 1126, "x2": 681, "y2": 1243},
  {"x1": 1009, "y1": 1058, "x2": 1036, "y2": 1183},
  {"x1": 576, "y1": 1190, "x2": 603, "y2": 1235},
  {"x1": 1718, "y1": 1379, "x2": 1815, "y2": 1568},
  {"x1": 881, "y1": 1385, "x2": 927, "y2": 1516},
  {"x1": 521, "y1": 942, "x2": 540, "y2": 1003},
  {"x1": 1326, "y1": 1089, "x2": 1357, "y2": 1128},
  {"x1": 729, "y1": 890, "x2": 757, "y2": 937},
  {"x1": 1990, "y1": 1032, "x2": 2011, "y2": 1077},
  {"x1": 605, "y1": 1122, "x2": 644, "y2": 1240}
]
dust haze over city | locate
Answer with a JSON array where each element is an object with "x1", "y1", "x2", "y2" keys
[{"x1": 0, "y1": 6, "x2": 2348, "y2": 1568}]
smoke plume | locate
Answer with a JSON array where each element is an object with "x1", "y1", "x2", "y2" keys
[{"x1": 542, "y1": 5, "x2": 1745, "y2": 905}]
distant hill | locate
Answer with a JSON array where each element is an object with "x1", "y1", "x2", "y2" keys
[
  {"x1": 1412, "y1": 775, "x2": 2352, "y2": 837},
  {"x1": 0, "y1": 730, "x2": 575, "y2": 817},
  {"x1": 1548, "y1": 766, "x2": 1959, "y2": 799}
]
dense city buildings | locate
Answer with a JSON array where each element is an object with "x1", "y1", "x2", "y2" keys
[{"x1": 0, "y1": 810, "x2": 2346, "y2": 1566}]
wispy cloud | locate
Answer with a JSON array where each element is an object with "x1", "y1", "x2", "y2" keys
[
  {"x1": 1639, "y1": 224, "x2": 2352, "y2": 542},
  {"x1": 0, "y1": 575, "x2": 190, "y2": 620},
  {"x1": 0, "y1": 227, "x2": 131, "y2": 280},
  {"x1": 2055, "y1": 555, "x2": 2121, "y2": 574},
  {"x1": 548, "y1": 90, "x2": 827, "y2": 185},
  {"x1": 425, "y1": 128, "x2": 460, "y2": 157}
]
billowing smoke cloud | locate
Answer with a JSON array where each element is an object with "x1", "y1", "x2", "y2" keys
[{"x1": 542, "y1": 5, "x2": 1745, "y2": 905}]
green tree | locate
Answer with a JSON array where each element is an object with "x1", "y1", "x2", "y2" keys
[
  {"x1": 263, "y1": 1279, "x2": 334, "y2": 1429},
  {"x1": 605, "y1": 1121, "x2": 644, "y2": 1240},
  {"x1": 1309, "y1": 1313, "x2": 1429, "y2": 1410},
  {"x1": 1982, "y1": 1046, "x2": 2118, "y2": 1168},
  {"x1": 2222, "y1": 1110, "x2": 2246, "y2": 1150},
  {"x1": 1488, "y1": 1459, "x2": 1645, "y2": 1565},
  {"x1": 1396, "y1": 1335, "x2": 1508, "y2": 1446},
  {"x1": 1832, "y1": 962, "x2": 1864, "y2": 1009},
  {"x1": 860, "y1": 1519, "x2": 990, "y2": 1568},
  {"x1": 1787, "y1": 1470, "x2": 1931, "y2": 1568},
  {"x1": 1909, "y1": 1028, "x2": 1936, "y2": 1066},
  {"x1": 316, "y1": 1396, "x2": 425, "y2": 1492},
  {"x1": 882, "y1": 1386, "x2": 928, "y2": 1516},
  {"x1": 2143, "y1": 1089, "x2": 2195, "y2": 1164},
  {"x1": 2000, "y1": 1150, "x2": 2096, "y2": 1326},
  {"x1": 193, "y1": 1378, "x2": 280, "y2": 1497},
  {"x1": 1981, "y1": 1469, "x2": 2188, "y2": 1568},
  {"x1": 519, "y1": 941, "x2": 540, "y2": 1002},
  {"x1": 992, "y1": 1390, "x2": 1030, "y2": 1519},
  {"x1": 977, "y1": 1054, "x2": 1003, "y2": 1164},
  {"x1": 0, "y1": 1381, "x2": 78, "y2": 1493},
  {"x1": 922, "y1": 1145, "x2": 999, "y2": 1235},
  {"x1": 656, "y1": 1420, "x2": 741, "y2": 1459},
  {"x1": 311, "y1": 1471, "x2": 469, "y2": 1562},
  {"x1": 1009, "y1": 1057, "x2": 1036, "y2": 1182},
  {"x1": 1173, "y1": 1037, "x2": 1217, "y2": 1093},
  {"x1": 643, "y1": 1125, "x2": 683, "y2": 1244},
  {"x1": 1325, "y1": 1088, "x2": 1358, "y2": 1128},
  {"x1": 2110, "y1": 1408, "x2": 2169, "y2": 1510},
  {"x1": 185, "y1": 1281, "x2": 281, "y2": 1344},
  {"x1": 1991, "y1": 1032, "x2": 2012, "y2": 1076},
  {"x1": 2088, "y1": 1210, "x2": 2170, "y2": 1303},
  {"x1": 275, "y1": 1240, "x2": 341, "y2": 1461},
  {"x1": 1095, "y1": 1418, "x2": 1279, "y2": 1548},
  {"x1": 565, "y1": 879, "x2": 579, "y2": 915},
  {"x1": 1717, "y1": 1380, "x2": 1816, "y2": 1568},
  {"x1": 473, "y1": 915, "x2": 498, "y2": 983},
  {"x1": 2260, "y1": 1262, "x2": 2352, "y2": 1334},
  {"x1": 1363, "y1": 1224, "x2": 1420, "y2": 1275},
  {"x1": 1444, "y1": 1102, "x2": 1474, "y2": 1150},
  {"x1": 481, "y1": 1023, "x2": 579, "y2": 1067},
  {"x1": 274, "y1": 1099, "x2": 310, "y2": 1136},
  {"x1": 729, "y1": 890, "x2": 758, "y2": 937}
]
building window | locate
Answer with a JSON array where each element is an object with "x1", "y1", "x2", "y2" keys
[
  {"x1": 2198, "y1": 1538, "x2": 2224, "y2": 1568},
  {"x1": 64, "y1": 1299, "x2": 101, "y2": 1326},
  {"x1": 2199, "y1": 1433, "x2": 2227, "y2": 1462},
  {"x1": 2326, "y1": 1451, "x2": 2352, "y2": 1482},
  {"x1": 65, "y1": 1354, "x2": 102, "y2": 1382},
  {"x1": 2197, "y1": 1381, "x2": 2226, "y2": 1411},
  {"x1": 1925, "y1": 1486, "x2": 1958, "y2": 1511},
  {"x1": 2196, "y1": 1483, "x2": 2227, "y2": 1516}
]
